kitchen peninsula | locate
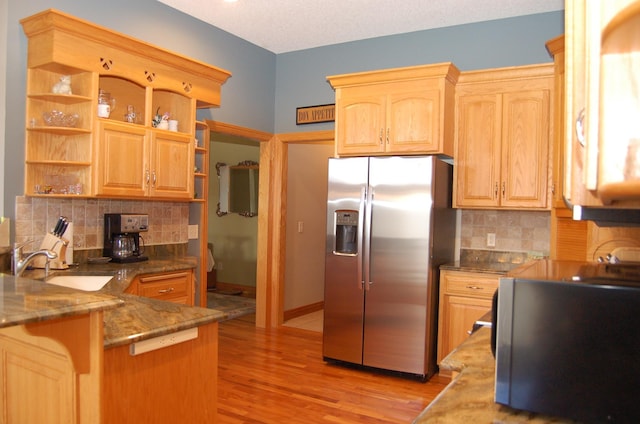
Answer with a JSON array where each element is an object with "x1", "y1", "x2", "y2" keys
[
  {"x1": 1, "y1": 258, "x2": 226, "y2": 423},
  {"x1": 414, "y1": 327, "x2": 576, "y2": 423}
]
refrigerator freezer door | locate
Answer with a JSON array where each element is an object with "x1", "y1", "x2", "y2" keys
[
  {"x1": 363, "y1": 156, "x2": 436, "y2": 375},
  {"x1": 323, "y1": 157, "x2": 369, "y2": 364}
]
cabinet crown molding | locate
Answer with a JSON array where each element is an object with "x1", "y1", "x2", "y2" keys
[
  {"x1": 327, "y1": 62, "x2": 460, "y2": 89},
  {"x1": 21, "y1": 8, "x2": 231, "y2": 108},
  {"x1": 457, "y1": 63, "x2": 554, "y2": 85}
]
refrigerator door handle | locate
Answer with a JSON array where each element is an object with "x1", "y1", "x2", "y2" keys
[
  {"x1": 363, "y1": 184, "x2": 374, "y2": 291},
  {"x1": 357, "y1": 187, "x2": 366, "y2": 289}
]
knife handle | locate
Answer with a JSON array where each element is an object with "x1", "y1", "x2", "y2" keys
[{"x1": 53, "y1": 218, "x2": 63, "y2": 236}]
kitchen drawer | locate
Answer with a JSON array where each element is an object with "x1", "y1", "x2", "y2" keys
[
  {"x1": 138, "y1": 271, "x2": 193, "y2": 305},
  {"x1": 441, "y1": 271, "x2": 499, "y2": 299}
]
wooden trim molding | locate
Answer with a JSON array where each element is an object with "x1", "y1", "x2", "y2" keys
[
  {"x1": 258, "y1": 130, "x2": 334, "y2": 328},
  {"x1": 283, "y1": 301, "x2": 324, "y2": 322},
  {"x1": 205, "y1": 120, "x2": 273, "y2": 142},
  {"x1": 205, "y1": 122, "x2": 333, "y2": 329}
]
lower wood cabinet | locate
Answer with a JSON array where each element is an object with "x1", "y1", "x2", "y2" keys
[
  {"x1": 0, "y1": 312, "x2": 104, "y2": 424},
  {"x1": 125, "y1": 270, "x2": 194, "y2": 306},
  {"x1": 103, "y1": 321, "x2": 218, "y2": 423},
  {"x1": 437, "y1": 270, "x2": 499, "y2": 364}
]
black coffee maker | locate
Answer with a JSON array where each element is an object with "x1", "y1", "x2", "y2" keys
[{"x1": 103, "y1": 213, "x2": 148, "y2": 263}]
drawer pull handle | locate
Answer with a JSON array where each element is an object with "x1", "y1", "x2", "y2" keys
[
  {"x1": 466, "y1": 285, "x2": 483, "y2": 290},
  {"x1": 158, "y1": 287, "x2": 175, "y2": 293}
]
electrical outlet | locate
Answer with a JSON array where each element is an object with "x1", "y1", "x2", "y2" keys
[
  {"x1": 188, "y1": 224, "x2": 199, "y2": 239},
  {"x1": 487, "y1": 233, "x2": 496, "y2": 247},
  {"x1": 297, "y1": 221, "x2": 304, "y2": 233}
]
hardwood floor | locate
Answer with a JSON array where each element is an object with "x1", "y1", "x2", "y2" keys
[{"x1": 217, "y1": 315, "x2": 450, "y2": 423}]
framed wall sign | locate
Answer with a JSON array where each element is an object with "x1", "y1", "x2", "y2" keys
[{"x1": 296, "y1": 103, "x2": 335, "y2": 125}]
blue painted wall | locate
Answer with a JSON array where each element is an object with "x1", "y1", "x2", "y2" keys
[
  {"x1": 275, "y1": 11, "x2": 564, "y2": 132},
  {"x1": 2, "y1": 0, "x2": 564, "y2": 218}
]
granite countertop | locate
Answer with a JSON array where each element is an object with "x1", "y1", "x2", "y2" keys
[
  {"x1": 0, "y1": 273, "x2": 123, "y2": 328},
  {"x1": 22, "y1": 255, "x2": 200, "y2": 295},
  {"x1": 5, "y1": 256, "x2": 226, "y2": 349},
  {"x1": 441, "y1": 249, "x2": 537, "y2": 274},
  {"x1": 103, "y1": 293, "x2": 225, "y2": 349},
  {"x1": 413, "y1": 328, "x2": 577, "y2": 423}
]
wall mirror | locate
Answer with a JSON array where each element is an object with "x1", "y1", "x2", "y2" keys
[{"x1": 217, "y1": 161, "x2": 259, "y2": 217}]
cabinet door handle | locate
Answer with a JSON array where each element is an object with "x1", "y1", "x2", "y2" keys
[
  {"x1": 575, "y1": 107, "x2": 586, "y2": 147},
  {"x1": 379, "y1": 128, "x2": 383, "y2": 145},
  {"x1": 145, "y1": 169, "x2": 150, "y2": 186},
  {"x1": 502, "y1": 182, "x2": 506, "y2": 198},
  {"x1": 158, "y1": 287, "x2": 174, "y2": 293},
  {"x1": 494, "y1": 183, "x2": 498, "y2": 198},
  {"x1": 465, "y1": 285, "x2": 483, "y2": 290},
  {"x1": 386, "y1": 128, "x2": 389, "y2": 145},
  {"x1": 152, "y1": 171, "x2": 157, "y2": 187}
]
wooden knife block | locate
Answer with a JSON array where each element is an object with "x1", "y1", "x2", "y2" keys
[{"x1": 32, "y1": 233, "x2": 69, "y2": 270}]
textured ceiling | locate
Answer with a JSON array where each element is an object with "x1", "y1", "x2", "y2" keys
[{"x1": 157, "y1": 0, "x2": 564, "y2": 54}]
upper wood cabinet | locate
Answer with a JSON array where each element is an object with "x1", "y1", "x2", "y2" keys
[
  {"x1": 565, "y1": 0, "x2": 640, "y2": 207},
  {"x1": 20, "y1": 9, "x2": 230, "y2": 201},
  {"x1": 96, "y1": 121, "x2": 194, "y2": 199},
  {"x1": 454, "y1": 64, "x2": 554, "y2": 209},
  {"x1": 546, "y1": 35, "x2": 568, "y2": 209},
  {"x1": 327, "y1": 63, "x2": 459, "y2": 157}
]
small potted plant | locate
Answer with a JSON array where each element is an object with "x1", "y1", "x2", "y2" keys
[{"x1": 152, "y1": 107, "x2": 170, "y2": 129}]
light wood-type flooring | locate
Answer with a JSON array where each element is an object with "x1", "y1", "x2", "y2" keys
[{"x1": 217, "y1": 314, "x2": 450, "y2": 423}]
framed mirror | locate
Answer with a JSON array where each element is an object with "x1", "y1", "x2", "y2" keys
[{"x1": 217, "y1": 161, "x2": 259, "y2": 217}]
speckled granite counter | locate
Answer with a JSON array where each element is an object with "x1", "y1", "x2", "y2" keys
[
  {"x1": 102, "y1": 293, "x2": 224, "y2": 348},
  {"x1": 11, "y1": 256, "x2": 226, "y2": 349},
  {"x1": 23, "y1": 255, "x2": 200, "y2": 296},
  {"x1": 441, "y1": 249, "x2": 536, "y2": 274},
  {"x1": 413, "y1": 328, "x2": 577, "y2": 423},
  {"x1": 0, "y1": 273, "x2": 123, "y2": 327}
]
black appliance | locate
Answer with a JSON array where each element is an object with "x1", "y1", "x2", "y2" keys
[
  {"x1": 103, "y1": 213, "x2": 148, "y2": 263},
  {"x1": 493, "y1": 260, "x2": 640, "y2": 423}
]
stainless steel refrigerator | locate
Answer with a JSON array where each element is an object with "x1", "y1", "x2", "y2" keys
[{"x1": 322, "y1": 155, "x2": 455, "y2": 380}]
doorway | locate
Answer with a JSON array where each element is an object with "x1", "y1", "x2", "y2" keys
[{"x1": 205, "y1": 122, "x2": 334, "y2": 328}]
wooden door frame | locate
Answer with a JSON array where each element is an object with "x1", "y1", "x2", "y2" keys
[
  {"x1": 260, "y1": 130, "x2": 334, "y2": 328},
  {"x1": 206, "y1": 121, "x2": 333, "y2": 328}
]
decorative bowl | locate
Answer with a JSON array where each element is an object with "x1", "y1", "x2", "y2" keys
[{"x1": 42, "y1": 110, "x2": 79, "y2": 127}]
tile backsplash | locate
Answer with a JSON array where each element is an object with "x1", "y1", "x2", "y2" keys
[
  {"x1": 459, "y1": 209, "x2": 550, "y2": 255},
  {"x1": 14, "y1": 196, "x2": 189, "y2": 251}
]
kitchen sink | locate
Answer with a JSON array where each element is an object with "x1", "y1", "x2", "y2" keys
[{"x1": 46, "y1": 274, "x2": 113, "y2": 292}]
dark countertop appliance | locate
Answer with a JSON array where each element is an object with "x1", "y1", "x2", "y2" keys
[
  {"x1": 493, "y1": 260, "x2": 640, "y2": 423},
  {"x1": 104, "y1": 213, "x2": 148, "y2": 263}
]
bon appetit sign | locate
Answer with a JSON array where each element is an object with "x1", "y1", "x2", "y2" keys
[{"x1": 296, "y1": 104, "x2": 335, "y2": 125}]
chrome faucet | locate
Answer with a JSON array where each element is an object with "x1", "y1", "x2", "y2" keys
[{"x1": 13, "y1": 240, "x2": 57, "y2": 277}]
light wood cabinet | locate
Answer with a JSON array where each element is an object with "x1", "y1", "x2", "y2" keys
[
  {"x1": 95, "y1": 121, "x2": 194, "y2": 199},
  {"x1": 547, "y1": 35, "x2": 568, "y2": 210},
  {"x1": 546, "y1": 35, "x2": 591, "y2": 261},
  {"x1": 327, "y1": 63, "x2": 459, "y2": 157},
  {"x1": 20, "y1": 9, "x2": 230, "y2": 201},
  {"x1": 126, "y1": 270, "x2": 194, "y2": 306},
  {"x1": 437, "y1": 270, "x2": 498, "y2": 364},
  {"x1": 103, "y1": 321, "x2": 218, "y2": 423},
  {"x1": 0, "y1": 312, "x2": 104, "y2": 424},
  {"x1": 189, "y1": 121, "x2": 210, "y2": 306},
  {"x1": 454, "y1": 65, "x2": 554, "y2": 209},
  {"x1": 565, "y1": 0, "x2": 640, "y2": 207},
  {"x1": 193, "y1": 121, "x2": 210, "y2": 203}
]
